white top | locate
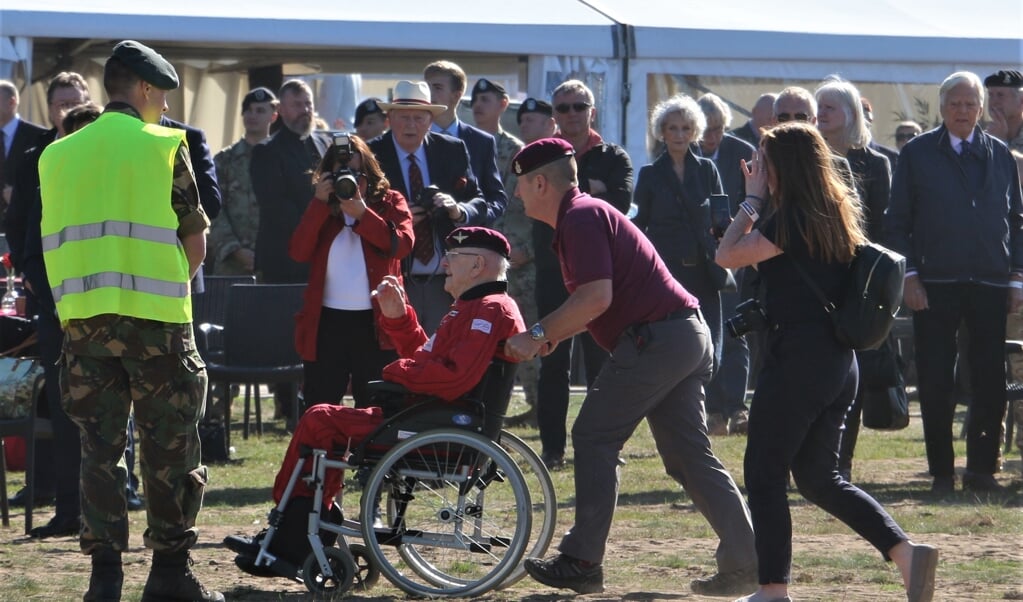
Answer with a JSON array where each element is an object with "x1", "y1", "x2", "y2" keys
[{"x1": 322, "y1": 214, "x2": 372, "y2": 310}]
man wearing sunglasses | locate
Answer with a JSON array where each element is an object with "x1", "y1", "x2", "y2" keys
[
  {"x1": 773, "y1": 86, "x2": 817, "y2": 125},
  {"x1": 531, "y1": 79, "x2": 634, "y2": 470}
]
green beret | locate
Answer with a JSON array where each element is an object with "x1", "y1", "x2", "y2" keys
[{"x1": 111, "y1": 40, "x2": 179, "y2": 90}]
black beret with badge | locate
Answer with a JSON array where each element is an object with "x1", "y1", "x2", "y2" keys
[
  {"x1": 471, "y1": 78, "x2": 508, "y2": 103},
  {"x1": 984, "y1": 69, "x2": 1023, "y2": 88},
  {"x1": 511, "y1": 137, "x2": 575, "y2": 176},
  {"x1": 110, "y1": 40, "x2": 179, "y2": 90},
  {"x1": 242, "y1": 87, "x2": 277, "y2": 113},
  {"x1": 445, "y1": 227, "x2": 511, "y2": 259},
  {"x1": 354, "y1": 98, "x2": 385, "y2": 127},
  {"x1": 516, "y1": 97, "x2": 553, "y2": 121}
]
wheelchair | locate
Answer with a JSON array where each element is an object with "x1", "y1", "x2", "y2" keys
[{"x1": 241, "y1": 359, "x2": 557, "y2": 598}]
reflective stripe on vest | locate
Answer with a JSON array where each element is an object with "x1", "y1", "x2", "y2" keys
[
  {"x1": 51, "y1": 272, "x2": 188, "y2": 303},
  {"x1": 41, "y1": 220, "x2": 179, "y2": 253}
]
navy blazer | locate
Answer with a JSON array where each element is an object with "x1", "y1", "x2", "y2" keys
[
  {"x1": 5, "y1": 128, "x2": 57, "y2": 312},
  {"x1": 160, "y1": 117, "x2": 221, "y2": 219},
  {"x1": 369, "y1": 131, "x2": 488, "y2": 240},
  {"x1": 454, "y1": 122, "x2": 506, "y2": 224},
  {"x1": 2, "y1": 118, "x2": 46, "y2": 194}
]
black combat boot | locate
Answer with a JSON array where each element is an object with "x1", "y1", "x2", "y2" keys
[
  {"x1": 140, "y1": 550, "x2": 224, "y2": 602},
  {"x1": 83, "y1": 548, "x2": 123, "y2": 602}
]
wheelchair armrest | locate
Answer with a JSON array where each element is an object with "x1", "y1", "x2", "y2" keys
[{"x1": 365, "y1": 380, "x2": 411, "y2": 396}]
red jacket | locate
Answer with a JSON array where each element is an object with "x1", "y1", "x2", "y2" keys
[
  {"x1": 380, "y1": 281, "x2": 525, "y2": 400},
  {"x1": 289, "y1": 189, "x2": 414, "y2": 360}
]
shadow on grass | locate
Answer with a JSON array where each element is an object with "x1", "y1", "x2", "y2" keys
[{"x1": 204, "y1": 487, "x2": 273, "y2": 506}]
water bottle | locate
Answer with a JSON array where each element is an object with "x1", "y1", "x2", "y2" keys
[{"x1": 0, "y1": 282, "x2": 17, "y2": 316}]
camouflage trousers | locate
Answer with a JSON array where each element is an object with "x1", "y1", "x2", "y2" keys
[
  {"x1": 1007, "y1": 313, "x2": 1023, "y2": 452},
  {"x1": 61, "y1": 350, "x2": 209, "y2": 554},
  {"x1": 508, "y1": 264, "x2": 539, "y2": 407}
]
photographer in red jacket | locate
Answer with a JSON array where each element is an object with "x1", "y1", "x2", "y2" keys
[{"x1": 289, "y1": 133, "x2": 414, "y2": 408}]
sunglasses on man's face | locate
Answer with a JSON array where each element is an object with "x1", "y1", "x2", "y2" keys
[
  {"x1": 776, "y1": 112, "x2": 810, "y2": 123},
  {"x1": 555, "y1": 102, "x2": 592, "y2": 114}
]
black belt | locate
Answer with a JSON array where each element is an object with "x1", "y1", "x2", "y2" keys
[{"x1": 658, "y1": 307, "x2": 697, "y2": 323}]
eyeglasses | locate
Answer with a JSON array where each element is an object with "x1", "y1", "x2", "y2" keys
[
  {"x1": 443, "y1": 251, "x2": 482, "y2": 260},
  {"x1": 895, "y1": 132, "x2": 918, "y2": 142},
  {"x1": 776, "y1": 112, "x2": 811, "y2": 123},
  {"x1": 554, "y1": 102, "x2": 592, "y2": 114}
]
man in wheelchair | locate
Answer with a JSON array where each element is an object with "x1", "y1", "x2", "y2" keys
[{"x1": 224, "y1": 227, "x2": 525, "y2": 577}]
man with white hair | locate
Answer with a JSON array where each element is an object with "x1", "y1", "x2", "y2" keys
[
  {"x1": 369, "y1": 80, "x2": 491, "y2": 333},
  {"x1": 886, "y1": 70, "x2": 1023, "y2": 495}
]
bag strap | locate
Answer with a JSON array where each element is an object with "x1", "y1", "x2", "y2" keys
[
  {"x1": 789, "y1": 255, "x2": 838, "y2": 315},
  {"x1": 0, "y1": 331, "x2": 39, "y2": 358}
]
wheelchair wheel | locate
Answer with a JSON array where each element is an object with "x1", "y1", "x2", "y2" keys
[
  {"x1": 348, "y1": 543, "x2": 380, "y2": 590},
  {"x1": 302, "y1": 546, "x2": 355, "y2": 595},
  {"x1": 360, "y1": 429, "x2": 532, "y2": 598},
  {"x1": 496, "y1": 430, "x2": 557, "y2": 588}
]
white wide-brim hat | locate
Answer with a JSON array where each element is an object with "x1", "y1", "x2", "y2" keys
[{"x1": 378, "y1": 80, "x2": 448, "y2": 116}]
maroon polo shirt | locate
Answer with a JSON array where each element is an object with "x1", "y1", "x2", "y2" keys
[{"x1": 552, "y1": 188, "x2": 699, "y2": 350}]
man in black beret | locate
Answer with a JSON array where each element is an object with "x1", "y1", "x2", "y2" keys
[
  {"x1": 38, "y1": 40, "x2": 222, "y2": 602},
  {"x1": 354, "y1": 97, "x2": 387, "y2": 141},
  {"x1": 517, "y1": 98, "x2": 556, "y2": 145},
  {"x1": 985, "y1": 69, "x2": 1023, "y2": 152}
]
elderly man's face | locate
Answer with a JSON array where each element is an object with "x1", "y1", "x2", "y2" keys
[
  {"x1": 701, "y1": 115, "x2": 725, "y2": 155},
  {"x1": 0, "y1": 91, "x2": 16, "y2": 125},
  {"x1": 941, "y1": 83, "x2": 983, "y2": 140},
  {"x1": 552, "y1": 90, "x2": 594, "y2": 138},
  {"x1": 279, "y1": 88, "x2": 314, "y2": 136},
  {"x1": 390, "y1": 108, "x2": 432, "y2": 153}
]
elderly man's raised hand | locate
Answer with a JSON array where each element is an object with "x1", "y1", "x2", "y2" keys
[{"x1": 373, "y1": 275, "x2": 409, "y2": 318}]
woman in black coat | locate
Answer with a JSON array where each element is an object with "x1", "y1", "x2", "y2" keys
[{"x1": 633, "y1": 93, "x2": 727, "y2": 368}]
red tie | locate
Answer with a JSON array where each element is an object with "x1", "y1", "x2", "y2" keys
[{"x1": 409, "y1": 154, "x2": 435, "y2": 264}]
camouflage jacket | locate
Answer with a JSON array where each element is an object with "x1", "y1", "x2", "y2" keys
[
  {"x1": 490, "y1": 130, "x2": 532, "y2": 267},
  {"x1": 1009, "y1": 123, "x2": 1023, "y2": 154},
  {"x1": 210, "y1": 138, "x2": 260, "y2": 275}
]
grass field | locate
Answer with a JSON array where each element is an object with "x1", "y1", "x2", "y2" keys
[{"x1": 1, "y1": 391, "x2": 1020, "y2": 601}]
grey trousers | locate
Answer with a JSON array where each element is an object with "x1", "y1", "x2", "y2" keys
[
  {"x1": 404, "y1": 275, "x2": 453, "y2": 335},
  {"x1": 559, "y1": 314, "x2": 757, "y2": 573}
]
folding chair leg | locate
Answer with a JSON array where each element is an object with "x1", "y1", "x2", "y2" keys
[
  {"x1": 243, "y1": 385, "x2": 251, "y2": 440},
  {"x1": 0, "y1": 438, "x2": 9, "y2": 527},
  {"x1": 251, "y1": 384, "x2": 259, "y2": 438}
]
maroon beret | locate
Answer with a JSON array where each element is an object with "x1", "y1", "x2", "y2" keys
[
  {"x1": 445, "y1": 227, "x2": 511, "y2": 259},
  {"x1": 512, "y1": 137, "x2": 575, "y2": 176}
]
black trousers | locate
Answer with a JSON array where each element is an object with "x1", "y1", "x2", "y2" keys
[
  {"x1": 535, "y1": 267, "x2": 606, "y2": 457},
  {"x1": 302, "y1": 308, "x2": 396, "y2": 409},
  {"x1": 35, "y1": 308, "x2": 81, "y2": 516},
  {"x1": 913, "y1": 282, "x2": 1007, "y2": 477},
  {"x1": 745, "y1": 320, "x2": 906, "y2": 584}
]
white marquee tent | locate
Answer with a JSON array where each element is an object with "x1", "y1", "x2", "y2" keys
[{"x1": 1, "y1": 0, "x2": 1020, "y2": 161}]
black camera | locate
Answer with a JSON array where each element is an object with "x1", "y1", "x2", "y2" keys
[
  {"x1": 327, "y1": 133, "x2": 359, "y2": 199},
  {"x1": 416, "y1": 184, "x2": 443, "y2": 212},
  {"x1": 725, "y1": 298, "x2": 769, "y2": 338}
]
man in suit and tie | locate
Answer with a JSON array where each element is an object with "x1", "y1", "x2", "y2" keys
[
  {"x1": 423, "y1": 61, "x2": 506, "y2": 224},
  {"x1": 0, "y1": 80, "x2": 47, "y2": 223},
  {"x1": 251, "y1": 78, "x2": 330, "y2": 285},
  {"x1": 369, "y1": 80, "x2": 490, "y2": 334}
]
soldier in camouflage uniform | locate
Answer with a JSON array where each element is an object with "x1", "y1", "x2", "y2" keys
[
  {"x1": 471, "y1": 79, "x2": 538, "y2": 421},
  {"x1": 210, "y1": 87, "x2": 278, "y2": 275},
  {"x1": 39, "y1": 41, "x2": 222, "y2": 602},
  {"x1": 984, "y1": 70, "x2": 1023, "y2": 153}
]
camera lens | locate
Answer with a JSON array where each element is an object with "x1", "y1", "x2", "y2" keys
[{"x1": 334, "y1": 174, "x2": 358, "y2": 199}]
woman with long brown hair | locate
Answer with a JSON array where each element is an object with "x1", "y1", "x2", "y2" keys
[
  {"x1": 289, "y1": 133, "x2": 413, "y2": 408},
  {"x1": 716, "y1": 122, "x2": 937, "y2": 602}
]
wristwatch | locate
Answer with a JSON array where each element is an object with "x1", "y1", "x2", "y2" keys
[{"x1": 528, "y1": 322, "x2": 547, "y2": 342}]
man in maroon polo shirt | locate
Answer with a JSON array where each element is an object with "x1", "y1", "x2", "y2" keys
[{"x1": 506, "y1": 138, "x2": 756, "y2": 596}]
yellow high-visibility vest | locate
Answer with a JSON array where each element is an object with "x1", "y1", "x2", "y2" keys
[{"x1": 39, "y1": 111, "x2": 192, "y2": 324}]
